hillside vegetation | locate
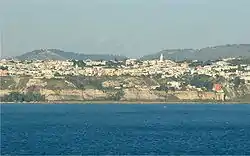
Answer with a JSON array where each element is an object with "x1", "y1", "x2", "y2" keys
[
  {"x1": 141, "y1": 44, "x2": 250, "y2": 61},
  {"x1": 13, "y1": 44, "x2": 250, "y2": 61},
  {"x1": 16, "y1": 49, "x2": 127, "y2": 61},
  {"x1": 1, "y1": 75, "x2": 249, "y2": 102}
]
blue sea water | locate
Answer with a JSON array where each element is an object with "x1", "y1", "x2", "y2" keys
[{"x1": 1, "y1": 103, "x2": 250, "y2": 155}]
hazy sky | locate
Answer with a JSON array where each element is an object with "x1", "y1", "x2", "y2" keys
[{"x1": 1, "y1": 0, "x2": 250, "y2": 57}]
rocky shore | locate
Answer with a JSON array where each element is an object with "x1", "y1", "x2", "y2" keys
[{"x1": 1, "y1": 76, "x2": 250, "y2": 103}]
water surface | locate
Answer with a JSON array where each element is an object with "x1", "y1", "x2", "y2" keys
[{"x1": 1, "y1": 103, "x2": 250, "y2": 155}]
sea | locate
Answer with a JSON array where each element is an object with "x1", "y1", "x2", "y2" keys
[{"x1": 1, "y1": 103, "x2": 250, "y2": 155}]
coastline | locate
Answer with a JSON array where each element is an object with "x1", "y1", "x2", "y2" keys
[{"x1": 0, "y1": 100, "x2": 249, "y2": 104}]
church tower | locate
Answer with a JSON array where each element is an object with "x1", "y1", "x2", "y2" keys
[{"x1": 160, "y1": 53, "x2": 164, "y2": 62}]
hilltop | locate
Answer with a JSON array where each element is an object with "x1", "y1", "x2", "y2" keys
[
  {"x1": 141, "y1": 44, "x2": 250, "y2": 61},
  {"x1": 15, "y1": 49, "x2": 127, "y2": 61},
  {"x1": 12, "y1": 44, "x2": 250, "y2": 61}
]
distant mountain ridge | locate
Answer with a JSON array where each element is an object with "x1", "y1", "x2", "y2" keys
[
  {"x1": 141, "y1": 44, "x2": 250, "y2": 61},
  {"x1": 14, "y1": 44, "x2": 250, "y2": 61},
  {"x1": 15, "y1": 49, "x2": 127, "y2": 61}
]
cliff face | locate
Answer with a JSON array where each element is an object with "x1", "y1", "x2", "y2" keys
[
  {"x1": 223, "y1": 84, "x2": 250, "y2": 101},
  {"x1": 40, "y1": 89, "x2": 225, "y2": 102},
  {"x1": 172, "y1": 91, "x2": 225, "y2": 101},
  {"x1": 1, "y1": 76, "x2": 249, "y2": 102},
  {"x1": 0, "y1": 88, "x2": 240, "y2": 102},
  {"x1": 41, "y1": 89, "x2": 108, "y2": 101},
  {"x1": 122, "y1": 88, "x2": 164, "y2": 101}
]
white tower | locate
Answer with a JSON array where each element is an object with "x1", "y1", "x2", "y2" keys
[{"x1": 160, "y1": 53, "x2": 164, "y2": 62}]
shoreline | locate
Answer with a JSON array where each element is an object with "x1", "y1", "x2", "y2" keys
[{"x1": 0, "y1": 101, "x2": 249, "y2": 104}]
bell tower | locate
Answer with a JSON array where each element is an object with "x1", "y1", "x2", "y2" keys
[{"x1": 160, "y1": 53, "x2": 164, "y2": 62}]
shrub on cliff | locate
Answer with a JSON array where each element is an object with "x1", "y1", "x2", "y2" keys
[
  {"x1": 2, "y1": 92, "x2": 45, "y2": 102},
  {"x1": 24, "y1": 92, "x2": 46, "y2": 102},
  {"x1": 189, "y1": 74, "x2": 214, "y2": 91},
  {"x1": 2, "y1": 92, "x2": 25, "y2": 102},
  {"x1": 108, "y1": 90, "x2": 125, "y2": 101}
]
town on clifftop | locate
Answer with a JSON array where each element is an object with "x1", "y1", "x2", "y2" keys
[{"x1": 1, "y1": 50, "x2": 250, "y2": 103}]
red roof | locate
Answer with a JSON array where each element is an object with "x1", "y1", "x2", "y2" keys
[{"x1": 214, "y1": 84, "x2": 222, "y2": 91}]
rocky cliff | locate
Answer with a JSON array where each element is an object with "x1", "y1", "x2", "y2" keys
[{"x1": 1, "y1": 76, "x2": 249, "y2": 102}]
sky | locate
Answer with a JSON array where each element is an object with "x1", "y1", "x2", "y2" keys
[{"x1": 0, "y1": 0, "x2": 250, "y2": 58}]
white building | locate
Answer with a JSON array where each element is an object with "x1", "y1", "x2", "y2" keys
[{"x1": 160, "y1": 53, "x2": 164, "y2": 62}]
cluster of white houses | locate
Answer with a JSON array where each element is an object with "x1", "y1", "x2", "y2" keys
[{"x1": 0, "y1": 54, "x2": 250, "y2": 84}]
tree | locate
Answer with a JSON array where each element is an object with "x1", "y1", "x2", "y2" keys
[
  {"x1": 54, "y1": 72, "x2": 61, "y2": 77},
  {"x1": 189, "y1": 74, "x2": 214, "y2": 91},
  {"x1": 233, "y1": 76, "x2": 241, "y2": 88},
  {"x1": 229, "y1": 58, "x2": 250, "y2": 66},
  {"x1": 113, "y1": 90, "x2": 124, "y2": 101},
  {"x1": 78, "y1": 84, "x2": 85, "y2": 101},
  {"x1": 2, "y1": 91, "x2": 45, "y2": 102},
  {"x1": 215, "y1": 75, "x2": 226, "y2": 83},
  {"x1": 78, "y1": 60, "x2": 86, "y2": 67},
  {"x1": 189, "y1": 61, "x2": 204, "y2": 67},
  {"x1": 237, "y1": 65, "x2": 244, "y2": 71},
  {"x1": 2, "y1": 92, "x2": 25, "y2": 102},
  {"x1": 27, "y1": 60, "x2": 33, "y2": 64},
  {"x1": 72, "y1": 59, "x2": 77, "y2": 67},
  {"x1": 24, "y1": 92, "x2": 45, "y2": 102},
  {"x1": 72, "y1": 60, "x2": 86, "y2": 68},
  {"x1": 0, "y1": 66, "x2": 8, "y2": 70}
]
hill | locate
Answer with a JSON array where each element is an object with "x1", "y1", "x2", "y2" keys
[
  {"x1": 13, "y1": 44, "x2": 250, "y2": 61},
  {"x1": 141, "y1": 44, "x2": 250, "y2": 61},
  {"x1": 15, "y1": 49, "x2": 127, "y2": 61}
]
